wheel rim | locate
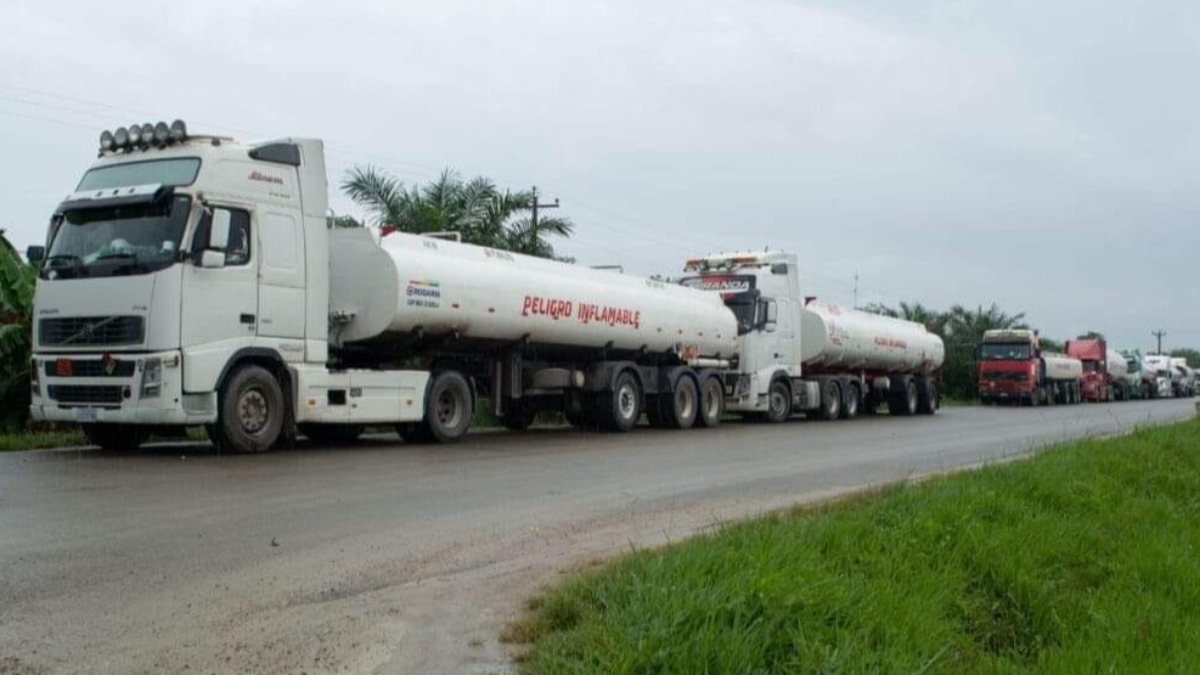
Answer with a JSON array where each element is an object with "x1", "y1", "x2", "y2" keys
[
  {"x1": 826, "y1": 386, "x2": 840, "y2": 417},
  {"x1": 238, "y1": 388, "x2": 269, "y2": 435},
  {"x1": 771, "y1": 385, "x2": 788, "y2": 418},
  {"x1": 677, "y1": 382, "x2": 696, "y2": 420},
  {"x1": 846, "y1": 389, "x2": 858, "y2": 416},
  {"x1": 618, "y1": 383, "x2": 637, "y2": 421},
  {"x1": 437, "y1": 389, "x2": 463, "y2": 429},
  {"x1": 906, "y1": 383, "x2": 918, "y2": 413}
]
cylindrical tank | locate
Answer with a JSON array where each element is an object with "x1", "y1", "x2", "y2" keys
[
  {"x1": 1041, "y1": 353, "x2": 1083, "y2": 381},
  {"x1": 329, "y1": 230, "x2": 738, "y2": 358},
  {"x1": 1106, "y1": 348, "x2": 1133, "y2": 385},
  {"x1": 799, "y1": 301, "x2": 944, "y2": 375}
]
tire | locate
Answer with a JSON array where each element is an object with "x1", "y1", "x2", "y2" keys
[
  {"x1": 765, "y1": 379, "x2": 791, "y2": 423},
  {"x1": 840, "y1": 382, "x2": 860, "y2": 420},
  {"x1": 501, "y1": 404, "x2": 537, "y2": 432},
  {"x1": 214, "y1": 364, "x2": 286, "y2": 454},
  {"x1": 917, "y1": 378, "x2": 938, "y2": 415},
  {"x1": 600, "y1": 371, "x2": 641, "y2": 432},
  {"x1": 299, "y1": 424, "x2": 365, "y2": 445},
  {"x1": 818, "y1": 379, "x2": 841, "y2": 421},
  {"x1": 424, "y1": 371, "x2": 473, "y2": 443},
  {"x1": 697, "y1": 376, "x2": 725, "y2": 428},
  {"x1": 81, "y1": 423, "x2": 146, "y2": 451},
  {"x1": 666, "y1": 375, "x2": 699, "y2": 429},
  {"x1": 888, "y1": 376, "x2": 918, "y2": 416}
]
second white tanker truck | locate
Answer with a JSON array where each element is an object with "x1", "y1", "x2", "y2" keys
[{"x1": 26, "y1": 122, "x2": 944, "y2": 452}]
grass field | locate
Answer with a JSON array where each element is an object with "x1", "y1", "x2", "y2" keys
[{"x1": 509, "y1": 418, "x2": 1200, "y2": 674}]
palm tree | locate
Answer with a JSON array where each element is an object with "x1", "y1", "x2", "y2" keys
[
  {"x1": 0, "y1": 229, "x2": 36, "y2": 431},
  {"x1": 863, "y1": 301, "x2": 943, "y2": 333},
  {"x1": 340, "y1": 166, "x2": 574, "y2": 258}
]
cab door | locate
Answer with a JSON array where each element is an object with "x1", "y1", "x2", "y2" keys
[{"x1": 180, "y1": 205, "x2": 258, "y2": 390}]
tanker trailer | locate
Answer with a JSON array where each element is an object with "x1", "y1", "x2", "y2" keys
[
  {"x1": 1170, "y1": 358, "x2": 1195, "y2": 397},
  {"x1": 1106, "y1": 348, "x2": 1135, "y2": 400},
  {"x1": 330, "y1": 228, "x2": 739, "y2": 438},
  {"x1": 1144, "y1": 355, "x2": 1179, "y2": 398},
  {"x1": 679, "y1": 251, "x2": 944, "y2": 422}
]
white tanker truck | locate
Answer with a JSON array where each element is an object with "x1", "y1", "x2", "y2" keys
[{"x1": 26, "y1": 122, "x2": 943, "y2": 453}]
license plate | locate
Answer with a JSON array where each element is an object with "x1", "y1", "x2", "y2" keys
[{"x1": 74, "y1": 408, "x2": 98, "y2": 423}]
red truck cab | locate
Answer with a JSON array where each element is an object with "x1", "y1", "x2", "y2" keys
[
  {"x1": 977, "y1": 330, "x2": 1042, "y2": 405},
  {"x1": 1064, "y1": 338, "x2": 1111, "y2": 402}
]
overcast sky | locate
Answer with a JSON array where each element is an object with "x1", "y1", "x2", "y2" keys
[{"x1": 1, "y1": 0, "x2": 1197, "y2": 352}]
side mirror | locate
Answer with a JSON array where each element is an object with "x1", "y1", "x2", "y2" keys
[
  {"x1": 763, "y1": 300, "x2": 778, "y2": 333},
  {"x1": 200, "y1": 250, "x2": 227, "y2": 269},
  {"x1": 26, "y1": 245, "x2": 45, "y2": 263},
  {"x1": 209, "y1": 209, "x2": 231, "y2": 249}
]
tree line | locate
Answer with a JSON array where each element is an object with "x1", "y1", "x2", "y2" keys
[{"x1": 862, "y1": 301, "x2": 1200, "y2": 400}]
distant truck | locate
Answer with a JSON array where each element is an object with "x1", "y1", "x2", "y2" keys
[
  {"x1": 1144, "y1": 355, "x2": 1183, "y2": 398},
  {"x1": 1120, "y1": 349, "x2": 1160, "y2": 399},
  {"x1": 977, "y1": 329, "x2": 1082, "y2": 406},
  {"x1": 1064, "y1": 338, "x2": 1134, "y2": 402},
  {"x1": 679, "y1": 253, "x2": 945, "y2": 420}
]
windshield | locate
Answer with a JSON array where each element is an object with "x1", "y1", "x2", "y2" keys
[
  {"x1": 42, "y1": 194, "x2": 192, "y2": 280},
  {"x1": 979, "y1": 342, "x2": 1032, "y2": 360},
  {"x1": 77, "y1": 158, "x2": 201, "y2": 190},
  {"x1": 725, "y1": 291, "x2": 759, "y2": 335},
  {"x1": 1082, "y1": 361, "x2": 1099, "y2": 373}
]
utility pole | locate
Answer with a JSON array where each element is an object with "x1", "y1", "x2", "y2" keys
[
  {"x1": 1152, "y1": 330, "x2": 1167, "y2": 354},
  {"x1": 530, "y1": 185, "x2": 559, "y2": 231}
]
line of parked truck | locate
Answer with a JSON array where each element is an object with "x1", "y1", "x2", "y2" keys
[
  {"x1": 21, "y1": 120, "x2": 1187, "y2": 452},
  {"x1": 977, "y1": 330, "x2": 1194, "y2": 406}
]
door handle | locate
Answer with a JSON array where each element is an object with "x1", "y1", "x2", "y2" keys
[{"x1": 240, "y1": 313, "x2": 256, "y2": 325}]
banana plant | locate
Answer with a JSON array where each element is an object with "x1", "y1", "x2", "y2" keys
[{"x1": 0, "y1": 230, "x2": 36, "y2": 431}]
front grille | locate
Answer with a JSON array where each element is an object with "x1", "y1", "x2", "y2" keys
[
  {"x1": 47, "y1": 384, "x2": 126, "y2": 407},
  {"x1": 984, "y1": 371, "x2": 1027, "y2": 382},
  {"x1": 44, "y1": 359, "x2": 136, "y2": 378},
  {"x1": 39, "y1": 316, "x2": 144, "y2": 347}
]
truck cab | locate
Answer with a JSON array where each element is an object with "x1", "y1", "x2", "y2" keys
[{"x1": 25, "y1": 121, "x2": 401, "y2": 452}]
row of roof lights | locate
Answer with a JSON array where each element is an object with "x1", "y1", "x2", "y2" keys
[{"x1": 100, "y1": 120, "x2": 188, "y2": 152}]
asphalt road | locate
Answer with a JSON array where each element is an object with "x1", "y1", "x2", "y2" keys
[{"x1": 0, "y1": 399, "x2": 1194, "y2": 675}]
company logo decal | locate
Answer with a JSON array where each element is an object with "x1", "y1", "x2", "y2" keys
[
  {"x1": 680, "y1": 275, "x2": 753, "y2": 292},
  {"x1": 406, "y1": 279, "x2": 442, "y2": 308},
  {"x1": 248, "y1": 171, "x2": 284, "y2": 185}
]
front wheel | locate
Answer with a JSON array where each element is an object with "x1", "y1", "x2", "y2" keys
[
  {"x1": 82, "y1": 423, "x2": 146, "y2": 452},
  {"x1": 424, "y1": 371, "x2": 473, "y2": 443},
  {"x1": 765, "y1": 379, "x2": 791, "y2": 423},
  {"x1": 215, "y1": 365, "x2": 286, "y2": 454}
]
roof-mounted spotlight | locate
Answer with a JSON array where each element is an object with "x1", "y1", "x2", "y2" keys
[
  {"x1": 127, "y1": 123, "x2": 143, "y2": 146},
  {"x1": 153, "y1": 121, "x2": 170, "y2": 145},
  {"x1": 168, "y1": 119, "x2": 187, "y2": 143},
  {"x1": 140, "y1": 123, "x2": 156, "y2": 146},
  {"x1": 100, "y1": 130, "x2": 115, "y2": 152},
  {"x1": 113, "y1": 126, "x2": 130, "y2": 148}
]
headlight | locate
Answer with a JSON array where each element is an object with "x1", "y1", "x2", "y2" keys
[{"x1": 141, "y1": 358, "x2": 162, "y2": 397}]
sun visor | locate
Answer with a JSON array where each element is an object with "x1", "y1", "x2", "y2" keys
[{"x1": 57, "y1": 183, "x2": 169, "y2": 213}]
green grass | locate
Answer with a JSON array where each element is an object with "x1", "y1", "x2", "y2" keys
[
  {"x1": 0, "y1": 428, "x2": 86, "y2": 451},
  {"x1": 511, "y1": 418, "x2": 1200, "y2": 674}
]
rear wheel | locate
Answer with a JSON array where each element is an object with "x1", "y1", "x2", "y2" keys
[
  {"x1": 840, "y1": 382, "x2": 860, "y2": 420},
  {"x1": 765, "y1": 379, "x2": 791, "y2": 423},
  {"x1": 81, "y1": 423, "x2": 146, "y2": 452},
  {"x1": 424, "y1": 371, "x2": 473, "y2": 443},
  {"x1": 888, "y1": 376, "x2": 918, "y2": 416},
  {"x1": 298, "y1": 424, "x2": 364, "y2": 445},
  {"x1": 697, "y1": 376, "x2": 725, "y2": 428},
  {"x1": 600, "y1": 371, "x2": 641, "y2": 432},
  {"x1": 818, "y1": 379, "x2": 841, "y2": 421},
  {"x1": 214, "y1": 364, "x2": 285, "y2": 453},
  {"x1": 917, "y1": 378, "x2": 938, "y2": 415},
  {"x1": 666, "y1": 375, "x2": 699, "y2": 429}
]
